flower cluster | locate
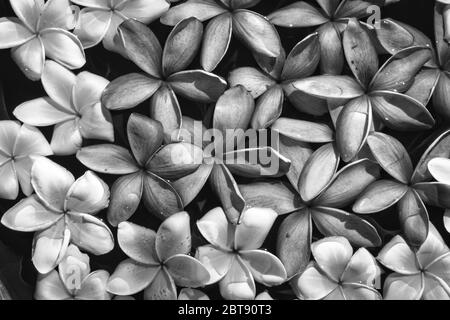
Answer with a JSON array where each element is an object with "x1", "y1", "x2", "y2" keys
[{"x1": 1, "y1": 0, "x2": 450, "y2": 301}]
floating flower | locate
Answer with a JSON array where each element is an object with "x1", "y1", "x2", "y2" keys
[
  {"x1": 292, "y1": 19, "x2": 434, "y2": 162},
  {"x1": 13, "y1": 60, "x2": 114, "y2": 155},
  {"x1": 1, "y1": 157, "x2": 114, "y2": 274},
  {"x1": 378, "y1": 223, "x2": 450, "y2": 300},
  {"x1": 0, "y1": 0, "x2": 85, "y2": 80},
  {"x1": 292, "y1": 237, "x2": 381, "y2": 300},
  {"x1": 160, "y1": 0, "x2": 282, "y2": 72},
  {"x1": 240, "y1": 156, "x2": 382, "y2": 279},
  {"x1": 72, "y1": 0, "x2": 170, "y2": 50},
  {"x1": 102, "y1": 18, "x2": 227, "y2": 141},
  {"x1": 107, "y1": 212, "x2": 210, "y2": 300},
  {"x1": 268, "y1": 0, "x2": 399, "y2": 74},
  {"x1": 0, "y1": 121, "x2": 52, "y2": 200},
  {"x1": 35, "y1": 244, "x2": 111, "y2": 300},
  {"x1": 196, "y1": 207, "x2": 287, "y2": 300},
  {"x1": 354, "y1": 130, "x2": 450, "y2": 247},
  {"x1": 76, "y1": 113, "x2": 203, "y2": 226}
]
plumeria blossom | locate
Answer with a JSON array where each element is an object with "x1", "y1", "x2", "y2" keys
[
  {"x1": 196, "y1": 207, "x2": 287, "y2": 300},
  {"x1": 354, "y1": 130, "x2": 450, "y2": 247},
  {"x1": 35, "y1": 244, "x2": 111, "y2": 300},
  {"x1": 107, "y1": 212, "x2": 210, "y2": 300},
  {"x1": 1, "y1": 157, "x2": 114, "y2": 274},
  {"x1": 102, "y1": 18, "x2": 227, "y2": 141},
  {"x1": 293, "y1": 19, "x2": 434, "y2": 162},
  {"x1": 228, "y1": 33, "x2": 327, "y2": 129},
  {"x1": 0, "y1": 121, "x2": 52, "y2": 200},
  {"x1": 375, "y1": 4, "x2": 450, "y2": 120},
  {"x1": 160, "y1": 0, "x2": 282, "y2": 72},
  {"x1": 72, "y1": 0, "x2": 170, "y2": 50},
  {"x1": 428, "y1": 157, "x2": 450, "y2": 233},
  {"x1": 268, "y1": 0, "x2": 399, "y2": 74},
  {"x1": 292, "y1": 237, "x2": 381, "y2": 300},
  {"x1": 240, "y1": 156, "x2": 382, "y2": 279},
  {"x1": 13, "y1": 60, "x2": 114, "y2": 156},
  {"x1": 0, "y1": 0, "x2": 85, "y2": 80},
  {"x1": 76, "y1": 113, "x2": 204, "y2": 226},
  {"x1": 378, "y1": 223, "x2": 450, "y2": 300},
  {"x1": 172, "y1": 87, "x2": 291, "y2": 225}
]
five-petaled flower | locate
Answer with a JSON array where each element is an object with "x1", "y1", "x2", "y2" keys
[
  {"x1": 1, "y1": 157, "x2": 114, "y2": 274},
  {"x1": 0, "y1": 120, "x2": 52, "y2": 200},
  {"x1": 13, "y1": 60, "x2": 114, "y2": 156},
  {"x1": 196, "y1": 207, "x2": 287, "y2": 300},
  {"x1": 76, "y1": 113, "x2": 204, "y2": 226},
  {"x1": 107, "y1": 212, "x2": 210, "y2": 300},
  {"x1": 292, "y1": 236, "x2": 381, "y2": 300},
  {"x1": 0, "y1": 0, "x2": 85, "y2": 80},
  {"x1": 378, "y1": 223, "x2": 450, "y2": 300},
  {"x1": 72, "y1": 0, "x2": 170, "y2": 50},
  {"x1": 35, "y1": 244, "x2": 111, "y2": 300}
]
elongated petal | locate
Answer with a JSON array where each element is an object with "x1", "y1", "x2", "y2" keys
[
  {"x1": 118, "y1": 0, "x2": 169, "y2": 24},
  {"x1": 398, "y1": 189, "x2": 429, "y2": 248},
  {"x1": 11, "y1": 37, "x2": 45, "y2": 81},
  {"x1": 416, "y1": 181, "x2": 450, "y2": 208},
  {"x1": 74, "y1": 8, "x2": 112, "y2": 48},
  {"x1": 292, "y1": 76, "x2": 364, "y2": 100},
  {"x1": 240, "y1": 249, "x2": 286, "y2": 286},
  {"x1": 197, "y1": 207, "x2": 235, "y2": 250},
  {"x1": 156, "y1": 211, "x2": 191, "y2": 261},
  {"x1": 107, "y1": 259, "x2": 159, "y2": 295},
  {"x1": 150, "y1": 85, "x2": 182, "y2": 143},
  {"x1": 50, "y1": 120, "x2": 83, "y2": 156},
  {"x1": 298, "y1": 143, "x2": 339, "y2": 203},
  {"x1": 14, "y1": 97, "x2": 75, "y2": 127},
  {"x1": 41, "y1": 60, "x2": 76, "y2": 113},
  {"x1": 318, "y1": 22, "x2": 345, "y2": 75},
  {"x1": 163, "y1": 18, "x2": 203, "y2": 76},
  {"x1": 405, "y1": 69, "x2": 440, "y2": 107},
  {"x1": 436, "y1": 4, "x2": 450, "y2": 66},
  {"x1": 375, "y1": 18, "x2": 415, "y2": 54},
  {"x1": 35, "y1": 270, "x2": 70, "y2": 300},
  {"x1": 232, "y1": 10, "x2": 281, "y2": 58},
  {"x1": 367, "y1": 132, "x2": 413, "y2": 184},
  {"x1": 228, "y1": 67, "x2": 274, "y2": 98},
  {"x1": 371, "y1": 91, "x2": 435, "y2": 130},
  {"x1": 201, "y1": 14, "x2": 232, "y2": 72},
  {"x1": 377, "y1": 235, "x2": 420, "y2": 274},
  {"x1": 143, "y1": 268, "x2": 177, "y2": 300},
  {"x1": 267, "y1": 2, "x2": 328, "y2": 28},
  {"x1": 281, "y1": 33, "x2": 320, "y2": 80},
  {"x1": 0, "y1": 18, "x2": 34, "y2": 49},
  {"x1": 428, "y1": 158, "x2": 450, "y2": 184},
  {"x1": 0, "y1": 121, "x2": 20, "y2": 155},
  {"x1": 118, "y1": 222, "x2": 158, "y2": 265},
  {"x1": 433, "y1": 72, "x2": 450, "y2": 120},
  {"x1": 383, "y1": 273, "x2": 423, "y2": 300},
  {"x1": 77, "y1": 145, "x2": 139, "y2": 175},
  {"x1": 336, "y1": 95, "x2": 372, "y2": 162},
  {"x1": 160, "y1": 0, "x2": 226, "y2": 26},
  {"x1": 31, "y1": 157, "x2": 74, "y2": 211},
  {"x1": 239, "y1": 181, "x2": 302, "y2": 215},
  {"x1": 234, "y1": 207, "x2": 277, "y2": 250},
  {"x1": 272, "y1": 118, "x2": 334, "y2": 143},
  {"x1": 172, "y1": 163, "x2": 213, "y2": 206},
  {"x1": 315, "y1": 159, "x2": 380, "y2": 208},
  {"x1": 0, "y1": 162, "x2": 19, "y2": 200},
  {"x1": 283, "y1": 82, "x2": 330, "y2": 116},
  {"x1": 353, "y1": 180, "x2": 409, "y2": 214},
  {"x1": 168, "y1": 70, "x2": 227, "y2": 103},
  {"x1": 210, "y1": 164, "x2": 246, "y2": 225},
  {"x1": 40, "y1": 29, "x2": 86, "y2": 69},
  {"x1": 166, "y1": 254, "x2": 210, "y2": 287},
  {"x1": 251, "y1": 84, "x2": 283, "y2": 129},
  {"x1": 219, "y1": 256, "x2": 256, "y2": 300},
  {"x1": 293, "y1": 264, "x2": 338, "y2": 300},
  {"x1": 311, "y1": 207, "x2": 382, "y2": 247},
  {"x1": 277, "y1": 209, "x2": 311, "y2": 278},
  {"x1": 14, "y1": 156, "x2": 35, "y2": 196},
  {"x1": 10, "y1": 0, "x2": 41, "y2": 31}
]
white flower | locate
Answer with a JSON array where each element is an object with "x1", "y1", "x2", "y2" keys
[
  {"x1": 0, "y1": 120, "x2": 52, "y2": 200},
  {"x1": 13, "y1": 60, "x2": 114, "y2": 156},
  {"x1": 0, "y1": 0, "x2": 85, "y2": 80},
  {"x1": 72, "y1": 0, "x2": 170, "y2": 50}
]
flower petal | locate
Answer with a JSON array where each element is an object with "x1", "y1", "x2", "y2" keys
[
  {"x1": 318, "y1": 22, "x2": 345, "y2": 75},
  {"x1": 398, "y1": 188, "x2": 429, "y2": 248},
  {"x1": 76, "y1": 145, "x2": 139, "y2": 175},
  {"x1": 267, "y1": 2, "x2": 328, "y2": 28},
  {"x1": 240, "y1": 249, "x2": 286, "y2": 286},
  {"x1": 71, "y1": 0, "x2": 109, "y2": 9},
  {"x1": 118, "y1": 222, "x2": 159, "y2": 265},
  {"x1": 341, "y1": 284, "x2": 381, "y2": 300},
  {"x1": 73, "y1": 71, "x2": 109, "y2": 112},
  {"x1": 172, "y1": 162, "x2": 212, "y2": 206},
  {"x1": 74, "y1": 8, "x2": 112, "y2": 48},
  {"x1": 118, "y1": 0, "x2": 169, "y2": 24},
  {"x1": 10, "y1": 0, "x2": 41, "y2": 31},
  {"x1": 377, "y1": 235, "x2": 420, "y2": 274},
  {"x1": 50, "y1": 120, "x2": 83, "y2": 156},
  {"x1": 228, "y1": 67, "x2": 274, "y2": 98},
  {"x1": 11, "y1": 37, "x2": 45, "y2": 81},
  {"x1": 13, "y1": 124, "x2": 52, "y2": 157},
  {"x1": 0, "y1": 17, "x2": 34, "y2": 49},
  {"x1": 342, "y1": 248, "x2": 380, "y2": 286},
  {"x1": 13, "y1": 97, "x2": 75, "y2": 127},
  {"x1": 251, "y1": 84, "x2": 283, "y2": 129},
  {"x1": 292, "y1": 264, "x2": 338, "y2": 300},
  {"x1": 37, "y1": 0, "x2": 77, "y2": 30},
  {"x1": 416, "y1": 222, "x2": 449, "y2": 269},
  {"x1": 272, "y1": 118, "x2": 334, "y2": 144},
  {"x1": 178, "y1": 288, "x2": 209, "y2": 300},
  {"x1": 383, "y1": 273, "x2": 423, "y2": 300},
  {"x1": 0, "y1": 120, "x2": 20, "y2": 155},
  {"x1": 150, "y1": 85, "x2": 182, "y2": 143},
  {"x1": 165, "y1": 254, "x2": 210, "y2": 287},
  {"x1": 422, "y1": 274, "x2": 450, "y2": 300},
  {"x1": 278, "y1": 135, "x2": 313, "y2": 188},
  {"x1": 201, "y1": 14, "x2": 232, "y2": 72},
  {"x1": 353, "y1": 179, "x2": 409, "y2": 214},
  {"x1": 160, "y1": 0, "x2": 226, "y2": 26},
  {"x1": 58, "y1": 244, "x2": 91, "y2": 289},
  {"x1": 219, "y1": 256, "x2": 256, "y2": 300},
  {"x1": 292, "y1": 75, "x2": 364, "y2": 100},
  {"x1": 196, "y1": 245, "x2": 234, "y2": 284},
  {"x1": 76, "y1": 270, "x2": 111, "y2": 300},
  {"x1": 143, "y1": 268, "x2": 177, "y2": 300},
  {"x1": 34, "y1": 270, "x2": 71, "y2": 300},
  {"x1": 13, "y1": 156, "x2": 35, "y2": 196},
  {"x1": 197, "y1": 207, "x2": 234, "y2": 250},
  {"x1": 156, "y1": 211, "x2": 191, "y2": 261},
  {"x1": 428, "y1": 157, "x2": 450, "y2": 184},
  {"x1": 0, "y1": 162, "x2": 19, "y2": 200},
  {"x1": 413, "y1": 182, "x2": 450, "y2": 209},
  {"x1": 79, "y1": 103, "x2": 114, "y2": 142},
  {"x1": 41, "y1": 60, "x2": 77, "y2": 111}
]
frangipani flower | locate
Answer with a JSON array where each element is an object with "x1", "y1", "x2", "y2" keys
[
  {"x1": 428, "y1": 157, "x2": 450, "y2": 233},
  {"x1": 228, "y1": 33, "x2": 327, "y2": 129},
  {"x1": 35, "y1": 244, "x2": 111, "y2": 300},
  {"x1": 1, "y1": 157, "x2": 114, "y2": 274},
  {"x1": 375, "y1": 4, "x2": 450, "y2": 120},
  {"x1": 378, "y1": 223, "x2": 450, "y2": 300},
  {"x1": 72, "y1": 0, "x2": 170, "y2": 50},
  {"x1": 240, "y1": 156, "x2": 382, "y2": 278},
  {"x1": 292, "y1": 237, "x2": 381, "y2": 300},
  {"x1": 102, "y1": 18, "x2": 227, "y2": 141},
  {"x1": 0, "y1": 121, "x2": 52, "y2": 200},
  {"x1": 160, "y1": 0, "x2": 282, "y2": 72},
  {"x1": 107, "y1": 212, "x2": 210, "y2": 300},
  {"x1": 293, "y1": 19, "x2": 434, "y2": 162},
  {"x1": 196, "y1": 207, "x2": 287, "y2": 300},
  {"x1": 354, "y1": 130, "x2": 450, "y2": 247},
  {"x1": 13, "y1": 60, "x2": 114, "y2": 156},
  {"x1": 268, "y1": 0, "x2": 399, "y2": 74},
  {"x1": 0, "y1": 0, "x2": 85, "y2": 80},
  {"x1": 76, "y1": 113, "x2": 204, "y2": 226}
]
